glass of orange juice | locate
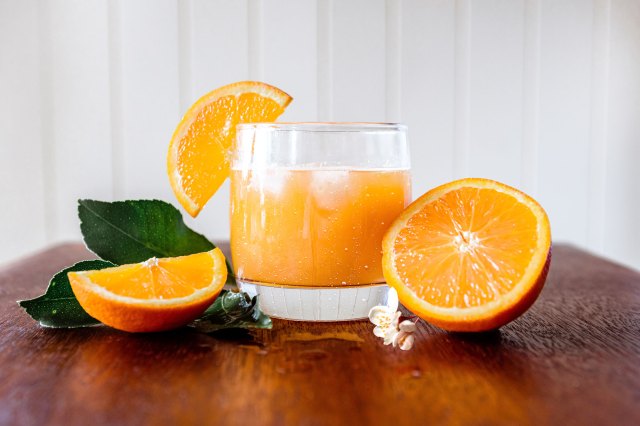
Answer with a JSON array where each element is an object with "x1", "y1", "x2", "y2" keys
[{"x1": 230, "y1": 123, "x2": 411, "y2": 321}]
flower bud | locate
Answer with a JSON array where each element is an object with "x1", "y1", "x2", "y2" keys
[{"x1": 399, "y1": 320, "x2": 417, "y2": 333}]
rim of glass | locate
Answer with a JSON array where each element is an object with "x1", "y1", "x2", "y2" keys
[{"x1": 236, "y1": 122, "x2": 407, "y2": 132}]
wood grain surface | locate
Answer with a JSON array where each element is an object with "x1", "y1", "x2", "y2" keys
[{"x1": 0, "y1": 243, "x2": 638, "y2": 426}]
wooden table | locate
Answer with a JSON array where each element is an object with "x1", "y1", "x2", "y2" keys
[{"x1": 0, "y1": 243, "x2": 638, "y2": 425}]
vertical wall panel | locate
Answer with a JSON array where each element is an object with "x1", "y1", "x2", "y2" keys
[
  {"x1": 522, "y1": 0, "x2": 541, "y2": 196},
  {"x1": 118, "y1": 0, "x2": 180, "y2": 204},
  {"x1": 177, "y1": 0, "x2": 194, "y2": 114},
  {"x1": 453, "y1": 0, "x2": 471, "y2": 178},
  {"x1": 0, "y1": 0, "x2": 47, "y2": 264},
  {"x1": 332, "y1": 0, "x2": 386, "y2": 121},
  {"x1": 402, "y1": 0, "x2": 456, "y2": 196},
  {"x1": 468, "y1": 0, "x2": 525, "y2": 187},
  {"x1": 108, "y1": 0, "x2": 125, "y2": 199},
  {"x1": 247, "y1": 0, "x2": 264, "y2": 81},
  {"x1": 604, "y1": 0, "x2": 640, "y2": 268},
  {"x1": 183, "y1": 0, "x2": 249, "y2": 239},
  {"x1": 264, "y1": 0, "x2": 317, "y2": 121},
  {"x1": 587, "y1": 0, "x2": 610, "y2": 252},
  {"x1": 385, "y1": 0, "x2": 401, "y2": 122},
  {"x1": 48, "y1": 0, "x2": 113, "y2": 240},
  {"x1": 537, "y1": 0, "x2": 593, "y2": 246},
  {"x1": 317, "y1": 0, "x2": 333, "y2": 121},
  {"x1": 191, "y1": 0, "x2": 248, "y2": 98}
]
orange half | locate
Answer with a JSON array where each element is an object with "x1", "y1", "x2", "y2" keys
[
  {"x1": 68, "y1": 249, "x2": 227, "y2": 332},
  {"x1": 167, "y1": 81, "x2": 292, "y2": 217},
  {"x1": 382, "y1": 178, "x2": 551, "y2": 332}
]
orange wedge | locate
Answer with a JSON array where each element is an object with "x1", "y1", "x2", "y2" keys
[
  {"x1": 167, "y1": 81, "x2": 292, "y2": 217},
  {"x1": 68, "y1": 249, "x2": 227, "y2": 332},
  {"x1": 382, "y1": 178, "x2": 551, "y2": 332}
]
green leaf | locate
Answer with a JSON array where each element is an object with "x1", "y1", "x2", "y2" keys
[
  {"x1": 190, "y1": 290, "x2": 272, "y2": 333},
  {"x1": 78, "y1": 199, "x2": 215, "y2": 264},
  {"x1": 20, "y1": 199, "x2": 251, "y2": 331},
  {"x1": 18, "y1": 260, "x2": 115, "y2": 328}
]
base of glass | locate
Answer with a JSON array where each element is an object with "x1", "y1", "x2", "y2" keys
[{"x1": 237, "y1": 279, "x2": 390, "y2": 321}]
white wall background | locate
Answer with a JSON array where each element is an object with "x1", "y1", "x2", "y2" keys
[{"x1": 1, "y1": 0, "x2": 639, "y2": 270}]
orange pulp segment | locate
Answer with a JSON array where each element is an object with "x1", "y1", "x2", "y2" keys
[
  {"x1": 68, "y1": 248, "x2": 227, "y2": 332},
  {"x1": 167, "y1": 81, "x2": 292, "y2": 217},
  {"x1": 382, "y1": 178, "x2": 551, "y2": 332}
]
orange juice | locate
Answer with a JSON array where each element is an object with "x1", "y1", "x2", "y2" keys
[{"x1": 230, "y1": 168, "x2": 411, "y2": 286}]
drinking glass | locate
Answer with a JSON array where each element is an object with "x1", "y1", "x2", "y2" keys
[{"x1": 230, "y1": 123, "x2": 411, "y2": 321}]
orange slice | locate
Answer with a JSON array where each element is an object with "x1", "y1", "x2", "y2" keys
[
  {"x1": 68, "y1": 249, "x2": 227, "y2": 332},
  {"x1": 382, "y1": 178, "x2": 551, "y2": 332},
  {"x1": 167, "y1": 81, "x2": 292, "y2": 217}
]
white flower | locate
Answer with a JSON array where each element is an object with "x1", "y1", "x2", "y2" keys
[
  {"x1": 392, "y1": 331, "x2": 415, "y2": 351},
  {"x1": 385, "y1": 287, "x2": 399, "y2": 312},
  {"x1": 368, "y1": 288, "x2": 417, "y2": 350},
  {"x1": 382, "y1": 312, "x2": 401, "y2": 345},
  {"x1": 369, "y1": 307, "x2": 400, "y2": 344}
]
